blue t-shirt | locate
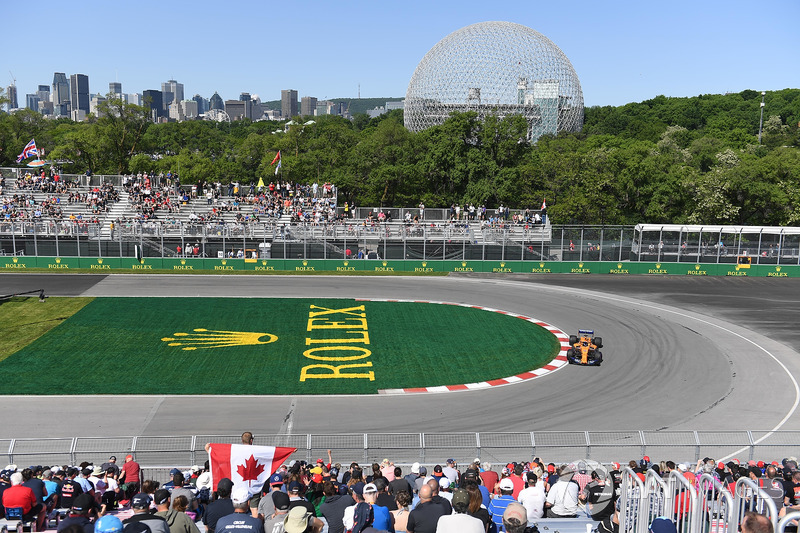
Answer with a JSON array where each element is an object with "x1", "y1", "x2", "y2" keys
[
  {"x1": 372, "y1": 504, "x2": 392, "y2": 531},
  {"x1": 488, "y1": 495, "x2": 516, "y2": 532},
  {"x1": 215, "y1": 512, "x2": 265, "y2": 533}
]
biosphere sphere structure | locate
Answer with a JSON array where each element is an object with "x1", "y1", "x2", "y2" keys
[{"x1": 404, "y1": 21, "x2": 584, "y2": 141}]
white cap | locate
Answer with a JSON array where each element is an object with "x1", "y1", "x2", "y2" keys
[
  {"x1": 499, "y1": 478, "x2": 514, "y2": 491},
  {"x1": 231, "y1": 487, "x2": 251, "y2": 504},
  {"x1": 411, "y1": 462, "x2": 420, "y2": 474}
]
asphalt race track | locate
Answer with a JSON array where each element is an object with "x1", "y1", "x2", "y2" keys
[{"x1": 1, "y1": 273, "x2": 799, "y2": 439}]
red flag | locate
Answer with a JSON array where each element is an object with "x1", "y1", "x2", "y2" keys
[
  {"x1": 541, "y1": 198, "x2": 546, "y2": 210},
  {"x1": 207, "y1": 443, "x2": 295, "y2": 494},
  {"x1": 270, "y1": 151, "x2": 281, "y2": 165}
]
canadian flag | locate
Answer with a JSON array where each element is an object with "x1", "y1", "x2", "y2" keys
[
  {"x1": 541, "y1": 198, "x2": 547, "y2": 210},
  {"x1": 207, "y1": 444, "x2": 296, "y2": 494}
]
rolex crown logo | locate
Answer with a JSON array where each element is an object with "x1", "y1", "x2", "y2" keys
[
  {"x1": 539, "y1": 262, "x2": 544, "y2": 268},
  {"x1": 382, "y1": 261, "x2": 387, "y2": 266},
  {"x1": 162, "y1": 329, "x2": 278, "y2": 351},
  {"x1": 12, "y1": 257, "x2": 18, "y2": 263},
  {"x1": 221, "y1": 259, "x2": 227, "y2": 265},
  {"x1": 695, "y1": 265, "x2": 700, "y2": 270},
  {"x1": 655, "y1": 263, "x2": 661, "y2": 268},
  {"x1": 180, "y1": 259, "x2": 186, "y2": 265},
  {"x1": 617, "y1": 263, "x2": 623, "y2": 269},
  {"x1": 56, "y1": 257, "x2": 62, "y2": 264},
  {"x1": 579, "y1": 262, "x2": 584, "y2": 268},
  {"x1": 97, "y1": 258, "x2": 103, "y2": 264},
  {"x1": 302, "y1": 260, "x2": 308, "y2": 266},
  {"x1": 461, "y1": 262, "x2": 467, "y2": 267},
  {"x1": 422, "y1": 262, "x2": 427, "y2": 267},
  {"x1": 776, "y1": 266, "x2": 781, "y2": 272},
  {"x1": 500, "y1": 262, "x2": 505, "y2": 267},
  {"x1": 261, "y1": 260, "x2": 268, "y2": 265},
  {"x1": 343, "y1": 261, "x2": 349, "y2": 266}
]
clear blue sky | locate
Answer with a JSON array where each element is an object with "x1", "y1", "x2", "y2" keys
[{"x1": 5, "y1": 0, "x2": 799, "y2": 108}]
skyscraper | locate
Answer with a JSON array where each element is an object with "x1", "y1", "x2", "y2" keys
[
  {"x1": 52, "y1": 72, "x2": 70, "y2": 116},
  {"x1": 37, "y1": 85, "x2": 50, "y2": 102},
  {"x1": 161, "y1": 80, "x2": 184, "y2": 111},
  {"x1": 192, "y1": 94, "x2": 207, "y2": 114},
  {"x1": 70, "y1": 73, "x2": 90, "y2": 115},
  {"x1": 25, "y1": 94, "x2": 39, "y2": 112},
  {"x1": 301, "y1": 96, "x2": 317, "y2": 117},
  {"x1": 6, "y1": 84, "x2": 18, "y2": 110},
  {"x1": 109, "y1": 82, "x2": 122, "y2": 97},
  {"x1": 142, "y1": 89, "x2": 164, "y2": 122},
  {"x1": 209, "y1": 92, "x2": 224, "y2": 111},
  {"x1": 281, "y1": 89, "x2": 298, "y2": 119}
]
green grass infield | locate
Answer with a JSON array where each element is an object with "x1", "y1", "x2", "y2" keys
[{"x1": 0, "y1": 297, "x2": 560, "y2": 395}]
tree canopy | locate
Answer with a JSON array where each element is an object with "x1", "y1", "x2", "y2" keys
[{"x1": 1, "y1": 89, "x2": 799, "y2": 225}]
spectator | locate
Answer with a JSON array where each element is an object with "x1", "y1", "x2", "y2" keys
[
  {"x1": 119, "y1": 454, "x2": 141, "y2": 502},
  {"x1": 374, "y1": 477, "x2": 398, "y2": 511},
  {"x1": 479, "y1": 464, "x2": 498, "y2": 492},
  {"x1": 488, "y1": 478, "x2": 516, "y2": 532},
  {"x1": 343, "y1": 483, "x2": 366, "y2": 532},
  {"x1": 56, "y1": 493, "x2": 96, "y2": 533},
  {"x1": 204, "y1": 478, "x2": 234, "y2": 533},
  {"x1": 153, "y1": 488, "x2": 199, "y2": 533},
  {"x1": 443, "y1": 460, "x2": 460, "y2": 486},
  {"x1": 501, "y1": 502, "x2": 530, "y2": 533},
  {"x1": 60, "y1": 468, "x2": 85, "y2": 510},
  {"x1": 257, "y1": 473, "x2": 286, "y2": 521},
  {"x1": 582, "y1": 470, "x2": 614, "y2": 520},
  {"x1": 407, "y1": 484, "x2": 448, "y2": 533},
  {"x1": 544, "y1": 466, "x2": 579, "y2": 518},
  {"x1": 508, "y1": 464, "x2": 525, "y2": 500},
  {"x1": 283, "y1": 506, "x2": 323, "y2": 533},
  {"x1": 319, "y1": 480, "x2": 354, "y2": 533},
  {"x1": 390, "y1": 467, "x2": 413, "y2": 497},
  {"x1": 436, "y1": 488, "x2": 483, "y2": 533},
  {"x1": 517, "y1": 472, "x2": 545, "y2": 522},
  {"x1": 464, "y1": 484, "x2": 490, "y2": 531},
  {"x1": 462, "y1": 469, "x2": 489, "y2": 508},
  {"x1": 3, "y1": 471, "x2": 45, "y2": 531},
  {"x1": 169, "y1": 472, "x2": 197, "y2": 513},
  {"x1": 263, "y1": 492, "x2": 291, "y2": 533},
  {"x1": 390, "y1": 490, "x2": 412, "y2": 533},
  {"x1": 362, "y1": 483, "x2": 392, "y2": 531},
  {"x1": 287, "y1": 481, "x2": 315, "y2": 515},
  {"x1": 214, "y1": 488, "x2": 264, "y2": 533},
  {"x1": 740, "y1": 513, "x2": 772, "y2": 533},
  {"x1": 123, "y1": 494, "x2": 169, "y2": 533}
]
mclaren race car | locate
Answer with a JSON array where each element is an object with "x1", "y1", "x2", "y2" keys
[{"x1": 566, "y1": 329, "x2": 603, "y2": 366}]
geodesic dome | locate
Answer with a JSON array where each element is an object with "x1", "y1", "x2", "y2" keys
[{"x1": 404, "y1": 21, "x2": 584, "y2": 141}]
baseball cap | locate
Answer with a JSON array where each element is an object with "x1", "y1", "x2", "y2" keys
[
  {"x1": 433, "y1": 465, "x2": 443, "y2": 476},
  {"x1": 363, "y1": 483, "x2": 378, "y2": 494},
  {"x1": 464, "y1": 469, "x2": 479, "y2": 480},
  {"x1": 311, "y1": 473, "x2": 323, "y2": 484},
  {"x1": 153, "y1": 489, "x2": 171, "y2": 505},
  {"x1": 418, "y1": 466, "x2": 428, "y2": 476},
  {"x1": 439, "y1": 477, "x2": 452, "y2": 489},
  {"x1": 272, "y1": 491, "x2": 290, "y2": 511},
  {"x1": 526, "y1": 472, "x2": 537, "y2": 481},
  {"x1": 217, "y1": 478, "x2": 234, "y2": 492},
  {"x1": 411, "y1": 462, "x2": 420, "y2": 474},
  {"x1": 269, "y1": 473, "x2": 284, "y2": 485},
  {"x1": 447, "y1": 459, "x2": 455, "y2": 464},
  {"x1": 452, "y1": 488, "x2": 469, "y2": 507},
  {"x1": 317, "y1": 458, "x2": 325, "y2": 464},
  {"x1": 503, "y1": 502, "x2": 527, "y2": 525},
  {"x1": 95, "y1": 515, "x2": 123, "y2": 533},
  {"x1": 650, "y1": 517, "x2": 678, "y2": 533},
  {"x1": 351, "y1": 481, "x2": 365, "y2": 495},
  {"x1": 131, "y1": 493, "x2": 151, "y2": 510},
  {"x1": 232, "y1": 487, "x2": 251, "y2": 505},
  {"x1": 72, "y1": 493, "x2": 96, "y2": 513},
  {"x1": 288, "y1": 480, "x2": 303, "y2": 492},
  {"x1": 547, "y1": 465, "x2": 555, "y2": 473},
  {"x1": 125, "y1": 455, "x2": 133, "y2": 461},
  {"x1": 169, "y1": 468, "x2": 181, "y2": 476},
  {"x1": 499, "y1": 478, "x2": 514, "y2": 491}
]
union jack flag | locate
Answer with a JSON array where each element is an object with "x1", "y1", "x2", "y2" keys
[{"x1": 16, "y1": 139, "x2": 39, "y2": 163}]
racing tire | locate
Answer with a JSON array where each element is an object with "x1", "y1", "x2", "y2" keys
[
  {"x1": 566, "y1": 348, "x2": 575, "y2": 363},
  {"x1": 569, "y1": 335, "x2": 578, "y2": 345},
  {"x1": 593, "y1": 337, "x2": 603, "y2": 348},
  {"x1": 595, "y1": 350, "x2": 603, "y2": 364}
]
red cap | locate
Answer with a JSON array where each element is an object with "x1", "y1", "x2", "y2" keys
[
  {"x1": 316, "y1": 458, "x2": 324, "y2": 464},
  {"x1": 748, "y1": 460, "x2": 757, "y2": 466},
  {"x1": 757, "y1": 461, "x2": 765, "y2": 468},
  {"x1": 125, "y1": 454, "x2": 133, "y2": 461},
  {"x1": 311, "y1": 474, "x2": 323, "y2": 483},
  {"x1": 771, "y1": 461, "x2": 779, "y2": 466},
  {"x1": 643, "y1": 456, "x2": 650, "y2": 462},
  {"x1": 547, "y1": 465, "x2": 555, "y2": 473},
  {"x1": 718, "y1": 462, "x2": 725, "y2": 470},
  {"x1": 612, "y1": 462, "x2": 620, "y2": 470},
  {"x1": 733, "y1": 459, "x2": 741, "y2": 465}
]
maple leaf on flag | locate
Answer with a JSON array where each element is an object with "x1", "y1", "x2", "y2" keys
[{"x1": 237, "y1": 454, "x2": 265, "y2": 485}]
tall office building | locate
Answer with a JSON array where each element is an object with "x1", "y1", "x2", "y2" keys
[
  {"x1": 142, "y1": 89, "x2": 164, "y2": 121},
  {"x1": 52, "y1": 72, "x2": 70, "y2": 116},
  {"x1": 301, "y1": 96, "x2": 317, "y2": 117},
  {"x1": 192, "y1": 94, "x2": 207, "y2": 114},
  {"x1": 70, "y1": 73, "x2": 90, "y2": 116},
  {"x1": 37, "y1": 85, "x2": 50, "y2": 102},
  {"x1": 109, "y1": 82, "x2": 122, "y2": 97},
  {"x1": 209, "y1": 91, "x2": 224, "y2": 111},
  {"x1": 25, "y1": 94, "x2": 39, "y2": 112},
  {"x1": 161, "y1": 79, "x2": 184, "y2": 111},
  {"x1": 6, "y1": 84, "x2": 18, "y2": 110},
  {"x1": 281, "y1": 89, "x2": 298, "y2": 119}
]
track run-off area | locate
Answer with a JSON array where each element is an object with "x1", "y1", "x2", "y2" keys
[{"x1": 0, "y1": 273, "x2": 798, "y2": 439}]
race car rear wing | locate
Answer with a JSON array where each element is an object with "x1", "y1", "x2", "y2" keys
[{"x1": 578, "y1": 329, "x2": 595, "y2": 336}]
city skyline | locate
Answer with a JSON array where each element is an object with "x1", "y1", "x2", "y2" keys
[{"x1": 4, "y1": 0, "x2": 799, "y2": 109}]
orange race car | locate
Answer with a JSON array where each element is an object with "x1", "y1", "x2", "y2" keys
[{"x1": 566, "y1": 329, "x2": 603, "y2": 366}]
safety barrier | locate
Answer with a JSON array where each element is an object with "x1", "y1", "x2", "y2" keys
[
  {"x1": 697, "y1": 474, "x2": 734, "y2": 533},
  {"x1": 778, "y1": 511, "x2": 800, "y2": 533},
  {"x1": 4, "y1": 431, "x2": 800, "y2": 468},
  {"x1": 732, "y1": 478, "x2": 779, "y2": 532},
  {"x1": 0, "y1": 255, "x2": 798, "y2": 277}
]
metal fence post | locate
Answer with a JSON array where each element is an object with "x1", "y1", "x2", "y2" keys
[
  {"x1": 530, "y1": 432, "x2": 536, "y2": 459},
  {"x1": 9, "y1": 438, "x2": 15, "y2": 464},
  {"x1": 475, "y1": 433, "x2": 481, "y2": 461},
  {"x1": 693, "y1": 431, "x2": 700, "y2": 462},
  {"x1": 639, "y1": 430, "x2": 646, "y2": 458},
  {"x1": 70, "y1": 437, "x2": 78, "y2": 465},
  {"x1": 585, "y1": 431, "x2": 591, "y2": 459},
  {"x1": 363, "y1": 434, "x2": 368, "y2": 462},
  {"x1": 190, "y1": 435, "x2": 197, "y2": 467},
  {"x1": 747, "y1": 431, "x2": 755, "y2": 462},
  {"x1": 420, "y1": 433, "x2": 425, "y2": 463}
]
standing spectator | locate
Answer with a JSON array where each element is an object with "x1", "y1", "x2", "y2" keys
[
  {"x1": 407, "y1": 485, "x2": 448, "y2": 533},
  {"x1": 319, "y1": 481, "x2": 354, "y2": 533},
  {"x1": 479, "y1": 463, "x2": 498, "y2": 492},
  {"x1": 443, "y1": 460, "x2": 460, "y2": 486},
  {"x1": 203, "y1": 478, "x2": 234, "y2": 533},
  {"x1": 390, "y1": 468, "x2": 413, "y2": 497},
  {"x1": 119, "y1": 454, "x2": 141, "y2": 503}
]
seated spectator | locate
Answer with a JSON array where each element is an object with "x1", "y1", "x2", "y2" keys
[{"x1": 3, "y1": 471, "x2": 45, "y2": 530}]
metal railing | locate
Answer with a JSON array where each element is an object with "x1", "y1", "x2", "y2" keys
[{"x1": 3, "y1": 431, "x2": 800, "y2": 470}]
